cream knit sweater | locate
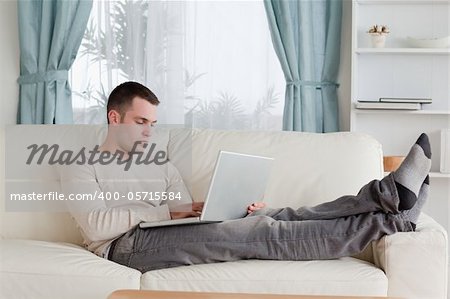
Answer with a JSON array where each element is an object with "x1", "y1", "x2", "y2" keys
[{"x1": 59, "y1": 160, "x2": 192, "y2": 257}]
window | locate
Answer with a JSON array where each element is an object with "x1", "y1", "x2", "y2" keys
[{"x1": 70, "y1": 0, "x2": 285, "y2": 130}]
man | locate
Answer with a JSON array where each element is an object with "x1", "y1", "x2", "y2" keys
[{"x1": 61, "y1": 81, "x2": 431, "y2": 273}]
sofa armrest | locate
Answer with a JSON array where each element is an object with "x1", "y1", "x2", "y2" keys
[{"x1": 372, "y1": 213, "x2": 448, "y2": 299}]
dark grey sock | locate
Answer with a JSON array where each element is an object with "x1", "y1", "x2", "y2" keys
[
  {"x1": 402, "y1": 175, "x2": 429, "y2": 229},
  {"x1": 394, "y1": 133, "x2": 431, "y2": 211}
]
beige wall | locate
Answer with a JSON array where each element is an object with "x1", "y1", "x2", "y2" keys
[
  {"x1": 337, "y1": 0, "x2": 352, "y2": 132},
  {"x1": 0, "y1": 0, "x2": 19, "y2": 237},
  {"x1": 0, "y1": 0, "x2": 19, "y2": 125}
]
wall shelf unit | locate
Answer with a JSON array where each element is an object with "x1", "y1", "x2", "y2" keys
[{"x1": 351, "y1": 0, "x2": 450, "y2": 175}]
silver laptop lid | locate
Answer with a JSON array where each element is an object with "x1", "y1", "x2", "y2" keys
[{"x1": 200, "y1": 151, "x2": 273, "y2": 221}]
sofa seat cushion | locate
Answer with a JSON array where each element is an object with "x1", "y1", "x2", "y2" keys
[
  {"x1": 141, "y1": 257, "x2": 388, "y2": 296},
  {"x1": 0, "y1": 239, "x2": 141, "y2": 299}
]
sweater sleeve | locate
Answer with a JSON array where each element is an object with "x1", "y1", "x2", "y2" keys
[
  {"x1": 59, "y1": 164, "x2": 171, "y2": 242},
  {"x1": 164, "y1": 161, "x2": 194, "y2": 212}
]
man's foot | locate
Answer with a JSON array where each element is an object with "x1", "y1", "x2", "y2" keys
[
  {"x1": 402, "y1": 175, "x2": 430, "y2": 230},
  {"x1": 393, "y1": 133, "x2": 431, "y2": 211}
]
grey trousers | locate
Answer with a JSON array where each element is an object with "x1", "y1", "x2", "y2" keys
[{"x1": 109, "y1": 173, "x2": 414, "y2": 272}]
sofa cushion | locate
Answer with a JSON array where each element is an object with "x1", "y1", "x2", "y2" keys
[
  {"x1": 140, "y1": 257, "x2": 388, "y2": 296},
  {"x1": 0, "y1": 239, "x2": 141, "y2": 299}
]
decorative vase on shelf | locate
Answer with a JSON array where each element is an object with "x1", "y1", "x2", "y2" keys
[
  {"x1": 370, "y1": 33, "x2": 387, "y2": 48},
  {"x1": 367, "y1": 25, "x2": 390, "y2": 48}
]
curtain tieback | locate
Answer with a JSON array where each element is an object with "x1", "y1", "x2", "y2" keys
[
  {"x1": 17, "y1": 70, "x2": 68, "y2": 85},
  {"x1": 286, "y1": 80, "x2": 339, "y2": 88}
]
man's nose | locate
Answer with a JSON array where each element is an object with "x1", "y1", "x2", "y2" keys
[{"x1": 142, "y1": 124, "x2": 152, "y2": 137}]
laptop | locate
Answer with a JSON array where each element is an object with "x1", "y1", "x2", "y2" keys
[{"x1": 139, "y1": 151, "x2": 273, "y2": 228}]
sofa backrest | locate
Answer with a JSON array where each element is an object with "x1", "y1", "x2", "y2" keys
[
  {"x1": 168, "y1": 129, "x2": 384, "y2": 209},
  {"x1": 1, "y1": 126, "x2": 384, "y2": 248}
]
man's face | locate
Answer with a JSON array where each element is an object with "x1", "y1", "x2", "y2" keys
[{"x1": 109, "y1": 96, "x2": 157, "y2": 153}]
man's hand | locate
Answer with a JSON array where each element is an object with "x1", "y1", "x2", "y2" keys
[
  {"x1": 170, "y1": 202, "x2": 204, "y2": 219},
  {"x1": 247, "y1": 202, "x2": 266, "y2": 214},
  {"x1": 192, "y1": 202, "x2": 204, "y2": 212},
  {"x1": 170, "y1": 211, "x2": 201, "y2": 219}
]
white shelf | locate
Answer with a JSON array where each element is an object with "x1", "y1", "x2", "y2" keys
[
  {"x1": 384, "y1": 172, "x2": 450, "y2": 178},
  {"x1": 430, "y1": 172, "x2": 450, "y2": 178},
  {"x1": 357, "y1": 0, "x2": 450, "y2": 5},
  {"x1": 356, "y1": 48, "x2": 450, "y2": 55},
  {"x1": 354, "y1": 109, "x2": 450, "y2": 115}
]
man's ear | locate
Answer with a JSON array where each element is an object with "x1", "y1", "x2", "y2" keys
[{"x1": 107, "y1": 110, "x2": 121, "y2": 124}]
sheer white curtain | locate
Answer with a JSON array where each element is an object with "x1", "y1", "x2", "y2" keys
[{"x1": 70, "y1": 0, "x2": 285, "y2": 130}]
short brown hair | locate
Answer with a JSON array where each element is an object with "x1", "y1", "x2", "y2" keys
[{"x1": 107, "y1": 81, "x2": 159, "y2": 121}]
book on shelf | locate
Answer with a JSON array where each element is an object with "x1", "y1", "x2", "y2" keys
[
  {"x1": 356, "y1": 100, "x2": 421, "y2": 110},
  {"x1": 379, "y1": 97, "x2": 432, "y2": 104}
]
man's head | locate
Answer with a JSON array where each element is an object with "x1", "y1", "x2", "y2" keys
[
  {"x1": 107, "y1": 81, "x2": 159, "y2": 124},
  {"x1": 106, "y1": 81, "x2": 159, "y2": 152}
]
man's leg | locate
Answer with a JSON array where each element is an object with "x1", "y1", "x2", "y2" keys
[
  {"x1": 401, "y1": 174, "x2": 429, "y2": 230},
  {"x1": 109, "y1": 211, "x2": 413, "y2": 273},
  {"x1": 110, "y1": 181, "x2": 428, "y2": 272},
  {"x1": 109, "y1": 178, "x2": 428, "y2": 272},
  {"x1": 250, "y1": 133, "x2": 431, "y2": 222},
  {"x1": 250, "y1": 173, "x2": 401, "y2": 221}
]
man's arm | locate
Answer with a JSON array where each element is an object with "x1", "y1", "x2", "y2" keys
[
  {"x1": 164, "y1": 162, "x2": 197, "y2": 218},
  {"x1": 59, "y1": 164, "x2": 171, "y2": 241}
]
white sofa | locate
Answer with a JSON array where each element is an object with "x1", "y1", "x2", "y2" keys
[{"x1": 0, "y1": 126, "x2": 448, "y2": 299}]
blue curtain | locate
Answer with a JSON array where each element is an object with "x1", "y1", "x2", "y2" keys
[
  {"x1": 17, "y1": 0, "x2": 92, "y2": 124},
  {"x1": 264, "y1": 0, "x2": 342, "y2": 132}
]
